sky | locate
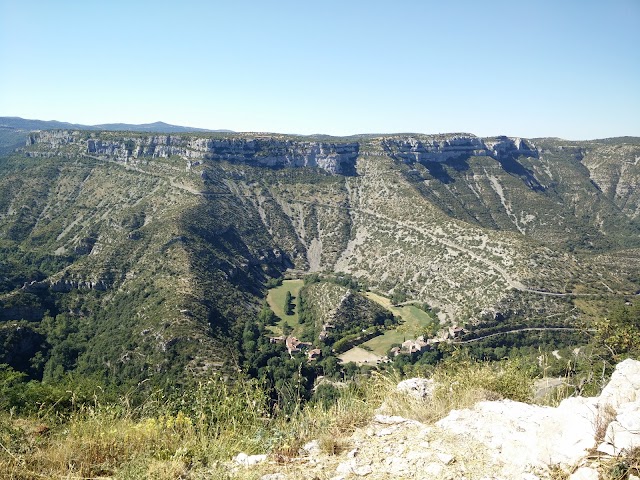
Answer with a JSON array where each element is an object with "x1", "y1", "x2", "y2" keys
[{"x1": 1, "y1": 0, "x2": 639, "y2": 139}]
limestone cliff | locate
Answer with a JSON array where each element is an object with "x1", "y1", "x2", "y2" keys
[
  {"x1": 27, "y1": 131, "x2": 360, "y2": 175},
  {"x1": 382, "y1": 133, "x2": 538, "y2": 163}
]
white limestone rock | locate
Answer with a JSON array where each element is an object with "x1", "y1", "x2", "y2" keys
[
  {"x1": 434, "y1": 359, "x2": 640, "y2": 476},
  {"x1": 234, "y1": 452, "x2": 267, "y2": 466},
  {"x1": 436, "y1": 452, "x2": 455, "y2": 465},
  {"x1": 301, "y1": 439, "x2": 320, "y2": 456},
  {"x1": 569, "y1": 467, "x2": 599, "y2": 480},
  {"x1": 597, "y1": 441, "x2": 616, "y2": 456},
  {"x1": 353, "y1": 464, "x2": 373, "y2": 476},
  {"x1": 604, "y1": 400, "x2": 640, "y2": 454},
  {"x1": 598, "y1": 358, "x2": 640, "y2": 409},
  {"x1": 261, "y1": 475, "x2": 287, "y2": 480},
  {"x1": 436, "y1": 397, "x2": 597, "y2": 470},
  {"x1": 424, "y1": 462, "x2": 444, "y2": 477},
  {"x1": 372, "y1": 414, "x2": 422, "y2": 426},
  {"x1": 336, "y1": 460, "x2": 356, "y2": 475},
  {"x1": 397, "y1": 377, "x2": 436, "y2": 400}
]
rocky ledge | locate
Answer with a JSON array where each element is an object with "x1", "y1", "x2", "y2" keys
[
  {"x1": 27, "y1": 131, "x2": 360, "y2": 175},
  {"x1": 382, "y1": 134, "x2": 538, "y2": 163}
]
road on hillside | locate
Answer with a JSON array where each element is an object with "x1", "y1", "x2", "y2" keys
[{"x1": 454, "y1": 327, "x2": 596, "y2": 344}]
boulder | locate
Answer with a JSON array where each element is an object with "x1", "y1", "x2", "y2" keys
[
  {"x1": 436, "y1": 398, "x2": 597, "y2": 470},
  {"x1": 603, "y1": 400, "x2": 640, "y2": 454},
  {"x1": 234, "y1": 452, "x2": 267, "y2": 466},
  {"x1": 436, "y1": 359, "x2": 640, "y2": 475},
  {"x1": 598, "y1": 358, "x2": 640, "y2": 409},
  {"x1": 396, "y1": 378, "x2": 435, "y2": 400}
]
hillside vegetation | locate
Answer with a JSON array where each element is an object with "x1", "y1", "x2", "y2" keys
[{"x1": 0, "y1": 129, "x2": 638, "y2": 417}]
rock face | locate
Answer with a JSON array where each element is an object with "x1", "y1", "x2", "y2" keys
[
  {"x1": 26, "y1": 130, "x2": 76, "y2": 147},
  {"x1": 436, "y1": 396, "x2": 599, "y2": 471},
  {"x1": 29, "y1": 131, "x2": 360, "y2": 175},
  {"x1": 436, "y1": 358, "x2": 640, "y2": 476},
  {"x1": 581, "y1": 144, "x2": 640, "y2": 220},
  {"x1": 382, "y1": 134, "x2": 538, "y2": 163},
  {"x1": 598, "y1": 358, "x2": 640, "y2": 455}
]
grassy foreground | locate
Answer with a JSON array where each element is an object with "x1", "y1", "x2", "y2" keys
[{"x1": 1, "y1": 355, "x2": 543, "y2": 479}]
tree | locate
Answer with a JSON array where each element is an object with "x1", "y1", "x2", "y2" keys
[
  {"x1": 391, "y1": 289, "x2": 407, "y2": 305},
  {"x1": 258, "y1": 303, "x2": 278, "y2": 326},
  {"x1": 284, "y1": 291, "x2": 294, "y2": 316},
  {"x1": 282, "y1": 323, "x2": 293, "y2": 336},
  {"x1": 594, "y1": 303, "x2": 640, "y2": 360}
]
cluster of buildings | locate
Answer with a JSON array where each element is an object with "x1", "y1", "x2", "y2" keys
[
  {"x1": 389, "y1": 325, "x2": 465, "y2": 357},
  {"x1": 270, "y1": 325, "x2": 466, "y2": 363},
  {"x1": 269, "y1": 335, "x2": 322, "y2": 361}
]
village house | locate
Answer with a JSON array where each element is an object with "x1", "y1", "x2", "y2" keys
[
  {"x1": 400, "y1": 335, "x2": 429, "y2": 355},
  {"x1": 285, "y1": 336, "x2": 312, "y2": 356},
  {"x1": 318, "y1": 322, "x2": 335, "y2": 341},
  {"x1": 448, "y1": 326, "x2": 465, "y2": 339},
  {"x1": 307, "y1": 348, "x2": 322, "y2": 361}
]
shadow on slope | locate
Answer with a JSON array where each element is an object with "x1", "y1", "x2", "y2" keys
[{"x1": 177, "y1": 169, "x2": 294, "y2": 347}]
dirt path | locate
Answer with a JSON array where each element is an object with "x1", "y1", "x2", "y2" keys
[{"x1": 454, "y1": 327, "x2": 595, "y2": 344}]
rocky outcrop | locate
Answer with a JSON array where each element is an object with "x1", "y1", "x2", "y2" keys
[
  {"x1": 581, "y1": 143, "x2": 640, "y2": 220},
  {"x1": 26, "y1": 130, "x2": 78, "y2": 147},
  {"x1": 28, "y1": 131, "x2": 360, "y2": 175},
  {"x1": 22, "y1": 278, "x2": 108, "y2": 293},
  {"x1": 234, "y1": 359, "x2": 640, "y2": 480},
  {"x1": 382, "y1": 134, "x2": 538, "y2": 163},
  {"x1": 396, "y1": 377, "x2": 436, "y2": 400},
  {"x1": 27, "y1": 131, "x2": 540, "y2": 173},
  {"x1": 49, "y1": 278, "x2": 108, "y2": 292},
  {"x1": 435, "y1": 358, "x2": 640, "y2": 477}
]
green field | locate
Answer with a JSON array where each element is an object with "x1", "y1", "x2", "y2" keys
[
  {"x1": 360, "y1": 292, "x2": 437, "y2": 355},
  {"x1": 266, "y1": 279, "x2": 304, "y2": 336}
]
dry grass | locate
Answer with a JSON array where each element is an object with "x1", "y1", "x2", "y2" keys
[
  {"x1": 1, "y1": 409, "x2": 198, "y2": 479},
  {"x1": 601, "y1": 446, "x2": 640, "y2": 480},
  {"x1": 377, "y1": 355, "x2": 534, "y2": 424},
  {"x1": 317, "y1": 432, "x2": 348, "y2": 456},
  {"x1": 0, "y1": 357, "x2": 538, "y2": 479},
  {"x1": 594, "y1": 403, "x2": 618, "y2": 446},
  {"x1": 0, "y1": 376, "x2": 381, "y2": 479}
]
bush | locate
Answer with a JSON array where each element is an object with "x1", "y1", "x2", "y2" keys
[
  {"x1": 265, "y1": 277, "x2": 283, "y2": 288},
  {"x1": 594, "y1": 303, "x2": 640, "y2": 361}
]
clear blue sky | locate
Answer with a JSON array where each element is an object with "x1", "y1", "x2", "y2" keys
[{"x1": 1, "y1": 0, "x2": 638, "y2": 139}]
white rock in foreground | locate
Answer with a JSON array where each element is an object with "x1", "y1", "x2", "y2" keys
[
  {"x1": 597, "y1": 358, "x2": 640, "y2": 455},
  {"x1": 436, "y1": 358, "x2": 640, "y2": 475},
  {"x1": 396, "y1": 377, "x2": 435, "y2": 400},
  {"x1": 234, "y1": 452, "x2": 267, "y2": 466},
  {"x1": 598, "y1": 358, "x2": 640, "y2": 408},
  {"x1": 569, "y1": 467, "x2": 599, "y2": 480},
  {"x1": 437, "y1": 397, "x2": 597, "y2": 469},
  {"x1": 603, "y1": 399, "x2": 640, "y2": 454}
]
